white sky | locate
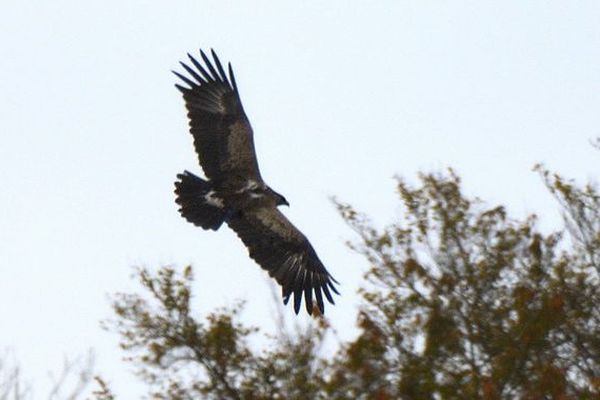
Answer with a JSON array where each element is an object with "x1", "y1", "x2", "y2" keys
[{"x1": 1, "y1": 1, "x2": 599, "y2": 397}]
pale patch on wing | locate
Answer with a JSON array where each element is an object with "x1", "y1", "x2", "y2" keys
[
  {"x1": 285, "y1": 253, "x2": 302, "y2": 267},
  {"x1": 284, "y1": 253, "x2": 303, "y2": 276},
  {"x1": 255, "y1": 208, "x2": 302, "y2": 241},
  {"x1": 236, "y1": 179, "x2": 261, "y2": 193},
  {"x1": 204, "y1": 191, "x2": 225, "y2": 208},
  {"x1": 225, "y1": 120, "x2": 261, "y2": 177},
  {"x1": 246, "y1": 180, "x2": 260, "y2": 190}
]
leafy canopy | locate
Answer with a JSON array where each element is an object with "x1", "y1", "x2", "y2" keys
[{"x1": 104, "y1": 165, "x2": 600, "y2": 399}]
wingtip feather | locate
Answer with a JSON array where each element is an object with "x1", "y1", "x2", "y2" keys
[
  {"x1": 328, "y1": 280, "x2": 340, "y2": 295},
  {"x1": 304, "y1": 285, "x2": 314, "y2": 315},
  {"x1": 293, "y1": 288, "x2": 302, "y2": 314},
  {"x1": 315, "y1": 289, "x2": 324, "y2": 314},
  {"x1": 179, "y1": 61, "x2": 206, "y2": 85},
  {"x1": 187, "y1": 53, "x2": 213, "y2": 82},
  {"x1": 228, "y1": 62, "x2": 238, "y2": 93},
  {"x1": 200, "y1": 49, "x2": 220, "y2": 82},
  {"x1": 322, "y1": 284, "x2": 335, "y2": 304},
  {"x1": 172, "y1": 70, "x2": 197, "y2": 89},
  {"x1": 211, "y1": 49, "x2": 230, "y2": 85},
  {"x1": 174, "y1": 83, "x2": 189, "y2": 93}
]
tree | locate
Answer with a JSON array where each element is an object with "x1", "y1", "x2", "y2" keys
[
  {"x1": 0, "y1": 351, "x2": 95, "y2": 400},
  {"x1": 104, "y1": 166, "x2": 600, "y2": 399},
  {"x1": 334, "y1": 168, "x2": 599, "y2": 399},
  {"x1": 0, "y1": 352, "x2": 29, "y2": 400}
]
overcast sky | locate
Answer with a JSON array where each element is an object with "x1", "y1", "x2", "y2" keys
[{"x1": 1, "y1": 1, "x2": 599, "y2": 397}]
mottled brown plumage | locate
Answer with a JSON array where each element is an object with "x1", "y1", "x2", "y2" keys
[{"x1": 173, "y1": 50, "x2": 338, "y2": 315}]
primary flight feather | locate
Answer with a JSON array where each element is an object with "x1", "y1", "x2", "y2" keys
[{"x1": 173, "y1": 49, "x2": 338, "y2": 315}]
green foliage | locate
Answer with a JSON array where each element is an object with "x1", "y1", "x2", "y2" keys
[
  {"x1": 105, "y1": 166, "x2": 600, "y2": 399},
  {"x1": 336, "y1": 169, "x2": 600, "y2": 399},
  {"x1": 536, "y1": 163, "x2": 600, "y2": 273},
  {"x1": 92, "y1": 377, "x2": 116, "y2": 400},
  {"x1": 106, "y1": 266, "x2": 330, "y2": 400}
]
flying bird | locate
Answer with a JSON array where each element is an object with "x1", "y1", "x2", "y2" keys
[{"x1": 173, "y1": 49, "x2": 339, "y2": 315}]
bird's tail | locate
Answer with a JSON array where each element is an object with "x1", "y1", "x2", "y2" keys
[{"x1": 174, "y1": 171, "x2": 229, "y2": 231}]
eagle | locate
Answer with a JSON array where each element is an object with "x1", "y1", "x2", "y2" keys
[{"x1": 173, "y1": 49, "x2": 339, "y2": 315}]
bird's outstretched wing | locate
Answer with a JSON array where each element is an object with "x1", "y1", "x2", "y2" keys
[
  {"x1": 174, "y1": 50, "x2": 262, "y2": 183},
  {"x1": 227, "y1": 207, "x2": 339, "y2": 315}
]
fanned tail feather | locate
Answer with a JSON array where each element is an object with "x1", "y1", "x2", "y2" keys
[{"x1": 174, "y1": 171, "x2": 228, "y2": 231}]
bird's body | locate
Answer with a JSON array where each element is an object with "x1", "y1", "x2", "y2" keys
[{"x1": 173, "y1": 50, "x2": 338, "y2": 315}]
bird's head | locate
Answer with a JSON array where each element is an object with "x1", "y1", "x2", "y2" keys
[{"x1": 270, "y1": 188, "x2": 289, "y2": 207}]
